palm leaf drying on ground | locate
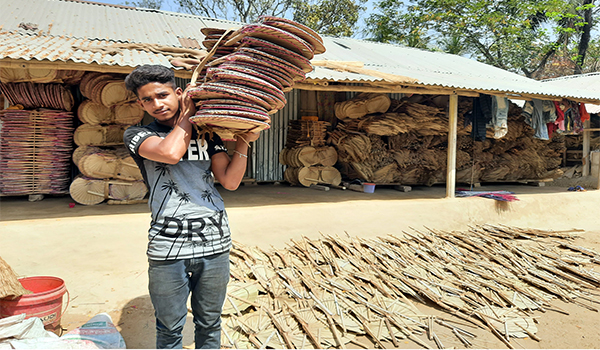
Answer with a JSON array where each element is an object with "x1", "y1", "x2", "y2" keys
[{"x1": 219, "y1": 225, "x2": 600, "y2": 349}]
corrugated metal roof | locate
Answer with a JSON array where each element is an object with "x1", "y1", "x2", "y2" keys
[
  {"x1": 309, "y1": 37, "x2": 600, "y2": 102},
  {"x1": 0, "y1": 31, "x2": 174, "y2": 69},
  {"x1": 0, "y1": 0, "x2": 240, "y2": 45},
  {"x1": 2, "y1": 0, "x2": 600, "y2": 103},
  {"x1": 542, "y1": 73, "x2": 600, "y2": 113},
  {"x1": 0, "y1": 0, "x2": 240, "y2": 71},
  {"x1": 543, "y1": 72, "x2": 600, "y2": 90}
]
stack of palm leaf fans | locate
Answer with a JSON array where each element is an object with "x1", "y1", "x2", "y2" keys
[
  {"x1": 70, "y1": 72, "x2": 147, "y2": 205},
  {"x1": 0, "y1": 109, "x2": 74, "y2": 195},
  {"x1": 187, "y1": 16, "x2": 326, "y2": 141},
  {"x1": 0, "y1": 82, "x2": 75, "y2": 111},
  {"x1": 279, "y1": 117, "x2": 341, "y2": 187},
  {"x1": 0, "y1": 67, "x2": 84, "y2": 84},
  {"x1": 73, "y1": 72, "x2": 142, "y2": 147}
]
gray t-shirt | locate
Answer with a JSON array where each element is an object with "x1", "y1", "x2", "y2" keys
[{"x1": 124, "y1": 121, "x2": 231, "y2": 260}]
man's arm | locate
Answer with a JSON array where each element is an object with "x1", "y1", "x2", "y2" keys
[
  {"x1": 138, "y1": 88, "x2": 196, "y2": 164},
  {"x1": 212, "y1": 132, "x2": 260, "y2": 190}
]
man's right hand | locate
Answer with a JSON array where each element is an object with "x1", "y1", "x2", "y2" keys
[{"x1": 179, "y1": 85, "x2": 197, "y2": 122}]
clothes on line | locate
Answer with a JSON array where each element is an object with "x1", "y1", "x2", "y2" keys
[
  {"x1": 466, "y1": 94, "x2": 508, "y2": 141},
  {"x1": 522, "y1": 99, "x2": 589, "y2": 140},
  {"x1": 466, "y1": 96, "x2": 589, "y2": 142}
]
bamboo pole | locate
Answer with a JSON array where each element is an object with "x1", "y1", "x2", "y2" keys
[
  {"x1": 446, "y1": 93, "x2": 458, "y2": 198},
  {"x1": 583, "y1": 119, "x2": 591, "y2": 176},
  {"x1": 311, "y1": 60, "x2": 418, "y2": 84},
  {"x1": 598, "y1": 152, "x2": 600, "y2": 190}
]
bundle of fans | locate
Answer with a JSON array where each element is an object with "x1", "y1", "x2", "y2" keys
[{"x1": 188, "y1": 16, "x2": 326, "y2": 141}]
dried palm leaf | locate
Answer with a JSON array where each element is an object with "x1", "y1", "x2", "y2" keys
[
  {"x1": 0, "y1": 256, "x2": 31, "y2": 299},
  {"x1": 223, "y1": 282, "x2": 260, "y2": 315}
]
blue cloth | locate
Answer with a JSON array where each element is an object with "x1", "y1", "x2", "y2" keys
[
  {"x1": 455, "y1": 190, "x2": 519, "y2": 202},
  {"x1": 491, "y1": 96, "x2": 508, "y2": 139},
  {"x1": 521, "y1": 99, "x2": 549, "y2": 140},
  {"x1": 148, "y1": 252, "x2": 230, "y2": 349}
]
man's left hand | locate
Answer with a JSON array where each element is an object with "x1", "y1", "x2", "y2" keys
[{"x1": 237, "y1": 132, "x2": 260, "y2": 143}]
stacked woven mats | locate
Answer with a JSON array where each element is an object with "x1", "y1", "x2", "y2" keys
[
  {"x1": 188, "y1": 16, "x2": 326, "y2": 141},
  {"x1": 0, "y1": 109, "x2": 73, "y2": 195}
]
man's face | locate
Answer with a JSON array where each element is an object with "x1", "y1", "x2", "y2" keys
[{"x1": 136, "y1": 82, "x2": 182, "y2": 125}]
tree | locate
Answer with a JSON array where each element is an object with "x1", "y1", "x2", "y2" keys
[
  {"x1": 292, "y1": 0, "x2": 367, "y2": 37},
  {"x1": 177, "y1": 0, "x2": 293, "y2": 23},
  {"x1": 123, "y1": 0, "x2": 163, "y2": 9},
  {"x1": 581, "y1": 37, "x2": 600, "y2": 72},
  {"x1": 177, "y1": 0, "x2": 366, "y2": 37},
  {"x1": 573, "y1": 0, "x2": 594, "y2": 73},
  {"x1": 366, "y1": 0, "x2": 598, "y2": 78},
  {"x1": 365, "y1": 0, "x2": 431, "y2": 48}
]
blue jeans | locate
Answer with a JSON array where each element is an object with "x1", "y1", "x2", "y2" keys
[{"x1": 148, "y1": 251, "x2": 230, "y2": 349}]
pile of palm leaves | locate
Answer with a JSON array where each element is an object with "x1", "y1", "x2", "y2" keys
[{"x1": 220, "y1": 225, "x2": 600, "y2": 349}]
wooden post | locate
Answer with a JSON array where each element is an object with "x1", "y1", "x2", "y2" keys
[
  {"x1": 597, "y1": 154, "x2": 600, "y2": 190},
  {"x1": 597, "y1": 153, "x2": 600, "y2": 190},
  {"x1": 583, "y1": 119, "x2": 591, "y2": 176},
  {"x1": 446, "y1": 93, "x2": 459, "y2": 198}
]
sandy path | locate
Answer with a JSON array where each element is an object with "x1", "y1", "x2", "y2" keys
[{"x1": 1, "y1": 184, "x2": 599, "y2": 348}]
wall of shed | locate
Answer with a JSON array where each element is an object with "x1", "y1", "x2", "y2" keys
[
  {"x1": 253, "y1": 90, "x2": 298, "y2": 182},
  {"x1": 250, "y1": 89, "x2": 405, "y2": 182}
]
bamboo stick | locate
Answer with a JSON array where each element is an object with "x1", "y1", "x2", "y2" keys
[
  {"x1": 348, "y1": 309, "x2": 386, "y2": 349},
  {"x1": 259, "y1": 304, "x2": 295, "y2": 349},
  {"x1": 283, "y1": 302, "x2": 323, "y2": 349}
]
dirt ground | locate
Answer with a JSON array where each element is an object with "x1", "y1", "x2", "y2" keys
[{"x1": 1, "y1": 182, "x2": 600, "y2": 349}]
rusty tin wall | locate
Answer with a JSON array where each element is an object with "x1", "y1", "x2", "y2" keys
[{"x1": 252, "y1": 90, "x2": 298, "y2": 182}]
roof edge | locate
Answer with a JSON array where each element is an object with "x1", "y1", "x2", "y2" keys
[{"x1": 62, "y1": 0, "x2": 136, "y2": 10}]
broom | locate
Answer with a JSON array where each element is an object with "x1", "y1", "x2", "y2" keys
[{"x1": 0, "y1": 256, "x2": 31, "y2": 299}]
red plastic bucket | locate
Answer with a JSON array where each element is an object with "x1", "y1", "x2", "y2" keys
[{"x1": 0, "y1": 276, "x2": 68, "y2": 330}]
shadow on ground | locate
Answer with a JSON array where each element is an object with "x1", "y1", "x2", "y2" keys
[
  {"x1": 0, "y1": 182, "x2": 581, "y2": 222},
  {"x1": 117, "y1": 295, "x2": 155, "y2": 349},
  {"x1": 117, "y1": 295, "x2": 196, "y2": 349}
]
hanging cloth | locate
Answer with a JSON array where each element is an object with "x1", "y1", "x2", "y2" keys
[
  {"x1": 541, "y1": 100, "x2": 558, "y2": 138},
  {"x1": 547, "y1": 121, "x2": 558, "y2": 138},
  {"x1": 553, "y1": 101, "x2": 566, "y2": 131},
  {"x1": 521, "y1": 99, "x2": 549, "y2": 140},
  {"x1": 579, "y1": 103, "x2": 590, "y2": 123},
  {"x1": 491, "y1": 95, "x2": 508, "y2": 139},
  {"x1": 469, "y1": 94, "x2": 493, "y2": 141}
]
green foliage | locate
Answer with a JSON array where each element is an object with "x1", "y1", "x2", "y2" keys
[
  {"x1": 292, "y1": 0, "x2": 367, "y2": 37},
  {"x1": 366, "y1": 0, "x2": 598, "y2": 78},
  {"x1": 176, "y1": 0, "x2": 365, "y2": 36},
  {"x1": 580, "y1": 37, "x2": 600, "y2": 72},
  {"x1": 365, "y1": 0, "x2": 431, "y2": 47},
  {"x1": 177, "y1": 0, "x2": 293, "y2": 23}
]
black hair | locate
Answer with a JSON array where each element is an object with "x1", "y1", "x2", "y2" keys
[{"x1": 124, "y1": 64, "x2": 177, "y2": 96}]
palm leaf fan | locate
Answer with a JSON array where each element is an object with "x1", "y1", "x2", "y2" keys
[
  {"x1": 77, "y1": 100, "x2": 112, "y2": 125},
  {"x1": 109, "y1": 180, "x2": 147, "y2": 201},
  {"x1": 101, "y1": 81, "x2": 137, "y2": 107},
  {"x1": 114, "y1": 102, "x2": 145, "y2": 125},
  {"x1": 69, "y1": 176, "x2": 106, "y2": 205}
]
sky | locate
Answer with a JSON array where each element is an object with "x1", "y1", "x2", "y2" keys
[
  {"x1": 94, "y1": 0, "x2": 375, "y2": 37},
  {"x1": 98, "y1": 0, "x2": 180, "y2": 12}
]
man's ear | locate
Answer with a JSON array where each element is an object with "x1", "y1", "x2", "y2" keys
[{"x1": 175, "y1": 86, "x2": 183, "y2": 97}]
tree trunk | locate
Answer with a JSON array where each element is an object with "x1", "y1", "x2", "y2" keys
[{"x1": 575, "y1": 0, "x2": 594, "y2": 74}]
